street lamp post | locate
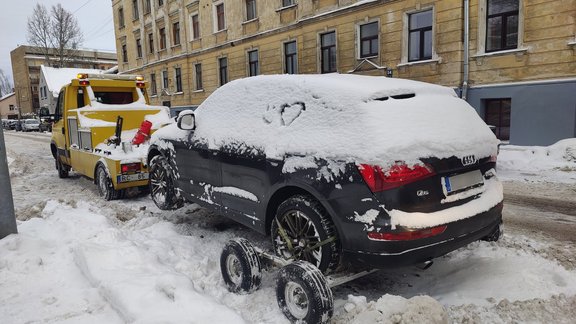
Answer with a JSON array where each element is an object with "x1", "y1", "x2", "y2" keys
[{"x1": 0, "y1": 126, "x2": 17, "y2": 239}]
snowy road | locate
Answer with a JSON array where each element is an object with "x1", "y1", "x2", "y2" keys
[{"x1": 1, "y1": 131, "x2": 575, "y2": 323}]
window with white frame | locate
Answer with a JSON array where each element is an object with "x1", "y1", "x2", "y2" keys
[
  {"x1": 246, "y1": 0, "x2": 257, "y2": 21},
  {"x1": 408, "y1": 9, "x2": 433, "y2": 62},
  {"x1": 214, "y1": 2, "x2": 225, "y2": 32},
  {"x1": 486, "y1": 0, "x2": 519, "y2": 52},
  {"x1": 358, "y1": 21, "x2": 379, "y2": 58},
  {"x1": 190, "y1": 13, "x2": 200, "y2": 40}
]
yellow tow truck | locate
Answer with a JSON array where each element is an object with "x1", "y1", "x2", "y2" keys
[{"x1": 49, "y1": 73, "x2": 171, "y2": 200}]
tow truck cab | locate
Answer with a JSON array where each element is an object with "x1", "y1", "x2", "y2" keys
[{"x1": 50, "y1": 73, "x2": 171, "y2": 199}]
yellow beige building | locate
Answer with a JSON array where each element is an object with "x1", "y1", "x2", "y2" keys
[{"x1": 113, "y1": 0, "x2": 576, "y2": 145}]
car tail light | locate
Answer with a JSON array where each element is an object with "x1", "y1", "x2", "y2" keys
[
  {"x1": 121, "y1": 163, "x2": 141, "y2": 174},
  {"x1": 367, "y1": 225, "x2": 447, "y2": 241},
  {"x1": 357, "y1": 162, "x2": 435, "y2": 192}
]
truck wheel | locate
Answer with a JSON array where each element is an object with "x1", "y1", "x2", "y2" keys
[
  {"x1": 271, "y1": 195, "x2": 340, "y2": 274},
  {"x1": 220, "y1": 238, "x2": 262, "y2": 294},
  {"x1": 96, "y1": 164, "x2": 120, "y2": 201},
  {"x1": 56, "y1": 153, "x2": 69, "y2": 178},
  {"x1": 149, "y1": 155, "x2": 183, "y2": 210},
  {"x1": 276, "y1": 261, "x2": 333, "y2": 324}
]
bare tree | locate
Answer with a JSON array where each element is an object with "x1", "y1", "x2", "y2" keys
[
  {"x1": 26, "y1": 3, "x2": 84, "y2": 68},
  {"x1": 50, "y1": 4, "x2": 84, "y2": 67},
  {"x1": 0, "y1": 69, "x2": 13, "y2": 97},
  {"x1": 26, "y1": 3, "x2": 52, "y2": 63}
]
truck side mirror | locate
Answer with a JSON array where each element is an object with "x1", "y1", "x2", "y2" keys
[{"x1": 177, "y1": 111, "x2": 195, "y2": 131}]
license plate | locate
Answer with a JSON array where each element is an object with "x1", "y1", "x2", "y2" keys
[
  {"x1": 117, "y1": 173, "x2": 149, "y2": 183},
  {"x1": 443, "y1": 170, "x2": 483, "y2": 194}
]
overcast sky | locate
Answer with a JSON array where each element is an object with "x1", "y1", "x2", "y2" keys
[{"x1": 0, "y1": 0, "x2": 116, "y2": 85}]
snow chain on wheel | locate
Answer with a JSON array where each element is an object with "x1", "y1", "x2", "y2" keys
[
  {"x1": 276, "y1": 260, "x2": 333, "y2": 324},
  {"x1": 220, "y1": 238, "x2": 262, "y2": 294}
]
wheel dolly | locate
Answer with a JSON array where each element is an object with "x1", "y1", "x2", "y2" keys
[{"x1": 219, "y1": 238, "x2": 380, "y2": 324}]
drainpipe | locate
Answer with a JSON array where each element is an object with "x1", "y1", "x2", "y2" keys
[{"x1": 462, "y1": 0, "x2": 470, "y2": 100}]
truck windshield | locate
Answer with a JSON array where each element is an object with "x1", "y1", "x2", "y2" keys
[{"x1": 93, "y1": 92, "x2": 134, "y2": 105}]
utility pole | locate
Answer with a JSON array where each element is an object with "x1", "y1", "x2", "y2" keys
[{"x1": 0, "y1": 126, "x2": 17, "y2": 239}]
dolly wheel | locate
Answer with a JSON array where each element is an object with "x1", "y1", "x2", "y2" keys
[
  {"x1": 276, "y1": 261, "x2": 333, "y2": 324},
  {"x1": 220, "y1": 238, "x2": 262, "y2": 294}
]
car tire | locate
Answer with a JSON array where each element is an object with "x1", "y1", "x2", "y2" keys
[
  {"x1": 56, "y1": 153, "x2": 69, "y2": 178},
  {"x1": 220, "y1": 238, "x2": 262, "y2": 294},
  {"x1": 96, "y1": 164, "x2": 120, "y2": 201},
  {"x1": 149, "y1": 154, "x2": 183, "y2": 210},
  {"x1": 276, "y1": 260, "x2": 333, "y2": 324},
  {"x1": 271, "y1": 195, "x2": 340, "y2": 274}
]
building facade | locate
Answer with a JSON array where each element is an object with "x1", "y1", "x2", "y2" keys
[
  {"x1": 0, "y1": 93, "x2": 18, "y2": 120},
  {"x1": 112, "y1": 0, "x2": 576, "y2": 145},
  {"x1": 10, "y1": 46, "x2": 118, "y2": 116}
]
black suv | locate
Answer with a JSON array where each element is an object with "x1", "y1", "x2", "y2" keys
[{"x1": 148, "y1": 74, "x2": 503, "y2": 273}]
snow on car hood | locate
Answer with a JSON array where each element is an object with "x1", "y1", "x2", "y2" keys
[{"x1": 156, "y1": 74, "x2": 498, "y2": 165}]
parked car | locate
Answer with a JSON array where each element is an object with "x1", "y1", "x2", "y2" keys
[
  {"x1": 21, "y1": 119, "x2": 40, "y2": 132},
  {"x1": 148, "y1": 74, "x2": 503, "y2": 273},
  {"x1": 14, "y1": 120, "x2": 23, "y2": 131},
  {"x1": 39, "y1": 120, "x2": 52, "y2": 132}
]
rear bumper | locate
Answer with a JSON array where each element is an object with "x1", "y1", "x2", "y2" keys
[{"x1": 341, "y1": 202, "x2": 503, "y2": 268}]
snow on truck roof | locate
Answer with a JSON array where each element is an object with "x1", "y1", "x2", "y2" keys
[
  {"x1": 41, "y1": 65, "x2": 104, "y2": 98},
  {"x1": 154, "y1": 74, "x2": 499, "y2": 165}
]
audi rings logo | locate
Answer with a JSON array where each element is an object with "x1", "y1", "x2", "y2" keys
[{"x1": 461, "y1": 155, "x2": 477, "y2": 166}]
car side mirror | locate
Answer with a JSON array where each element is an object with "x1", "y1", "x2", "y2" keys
[{"x1": 177, "y1": 111, "x2": 195, "y2": 131}]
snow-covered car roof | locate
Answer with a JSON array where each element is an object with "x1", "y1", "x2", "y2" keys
[{"x1": 154, "y1": 74, "x2": 498, "y2": 165}]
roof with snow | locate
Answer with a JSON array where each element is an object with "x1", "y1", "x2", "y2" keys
[
  {"x1": 41, "y1": 65, "x2": 104, "y2": 98},
  {"x1": 0, "y1": 92, "x2": 15, "y2": 101}
]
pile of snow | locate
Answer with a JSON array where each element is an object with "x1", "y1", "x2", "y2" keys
[
  {"x1": 498, "y1": 138, "x2": 576, "y2": 183},
  {"x1": 153, "y1": 74, "x2": 498, "y2": 166},
  {"x1": 2, "y1": 199, "x2": 576, "y2": 323},
  {"x1": 0, "y1": 201, "x2": 247, "y2": 323},
  {"x1": 334, "y1": 295, "x2": 448, "y2": 324}
]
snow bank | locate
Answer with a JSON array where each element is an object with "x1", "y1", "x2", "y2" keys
[
  {"x1": 498, "y1": 138, "x2": 576, "y2": 183},
  {"x1": 156, "y1": 74, "x2": 498, "y2": 166},
  {"x1": 0, "y1": 200, "x2": 245, "y2": 324},
  {"x1": 335, "y1": 294, "x2": 448, "y2": 324}
]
